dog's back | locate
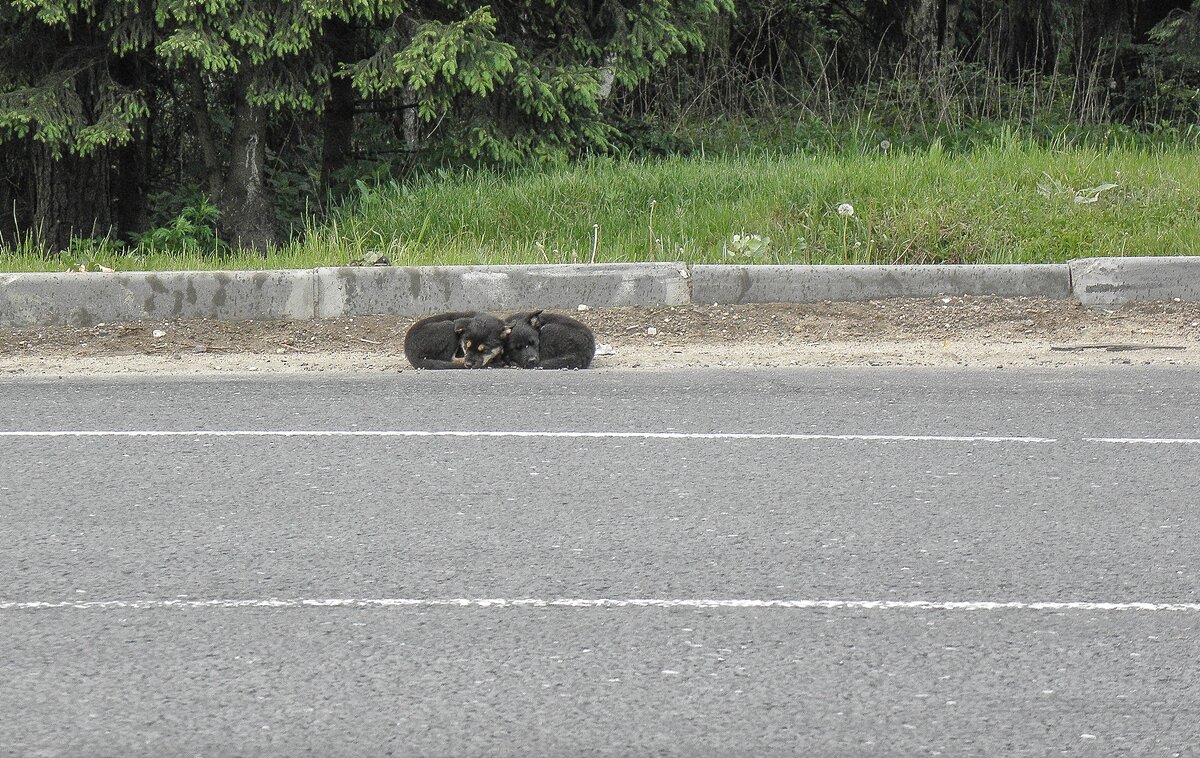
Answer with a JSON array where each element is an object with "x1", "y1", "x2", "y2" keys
[
  {"x1": 504, "y1": 310, "x2": 595, "y2": 369},
  {"x1": 405, "y1": 311, "x2": 508, "y2": 369}
]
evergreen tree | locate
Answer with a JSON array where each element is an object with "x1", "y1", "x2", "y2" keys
[{"x1": 0, "y1": 0, "x2": 727, "y2": 252}]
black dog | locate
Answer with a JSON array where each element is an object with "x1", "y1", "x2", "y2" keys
[
  {"x1": 404, "y1": 311, "x2": 510, "y2": 369},
  {"x1": 502, "y1": 310, "x2": 595, "y2": 369}
]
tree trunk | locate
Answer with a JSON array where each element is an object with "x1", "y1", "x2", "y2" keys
[
  {"x1": 1073, "y1": 0, "x2": 1130, "y2": 122},
  {"x1": 32, "y1": 141, "x2": 113, "y2": 252},
  {"x1": 319, "y1": 18, "x2": 357, "y2": 201},
  {"x1": 219, "y1": 72, "x2": 277, "y2": 253},
  {"x1": 114, "y1": 135, "x2": 149, "y2": 239},
  {"x1": 319, "y1": 69, "x2": 356, "y2": 201},
  {"x1": 0, "y1": 141, "x2": 28, "y2": 247},
  {"x1": 942, "y1": 0, "x2": 962, "y2": 56},
  {"x1": 903, "y1": 0, "x2": 941, "y2": 78},
  {"x1": 111, "y1": 53, "x2": 150, "y2": 239},
  {"x1": 189, "y1": 71, "x2": 224, "y2": 203},
  {"x1": 402, "y1": 85, "x2": 420, "y2": 152}
]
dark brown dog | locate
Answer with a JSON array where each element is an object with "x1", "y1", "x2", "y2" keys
[
  {"x1": 404, "y1": 311, "x2": 510, "y2": 369},
  {"x1": 502, "y1": 310, "x2": 595, "y2": 369}
]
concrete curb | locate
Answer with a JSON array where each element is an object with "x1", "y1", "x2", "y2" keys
[
  {"x1": 691, "y1": 264, "x2": 1071, "y2": 304},
  {"x1": 1, "y1": 257, "x2": 1197, "y2": 327},
  {"x1": 1069, "y1": 256, "x2": 1200, "y2": 307},
  {"x1": 314, "y1": 263, "x2": 691, "y2": 318},
  {"x1": 0, "y1": 270, "x2": 314, "y2": 327}
]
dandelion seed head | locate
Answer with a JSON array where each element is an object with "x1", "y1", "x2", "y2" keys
[{"x1": 837, "y1": 203, "x2": 855, "y2": 217}]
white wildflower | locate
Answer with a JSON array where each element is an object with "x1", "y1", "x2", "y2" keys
[{"x1": 837, "y1": 203, "x2": 855, "y2": 217}]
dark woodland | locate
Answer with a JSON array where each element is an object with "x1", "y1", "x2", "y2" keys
[{"x1": 1, "y1": 0, "x2": 1198, "y2": 253}]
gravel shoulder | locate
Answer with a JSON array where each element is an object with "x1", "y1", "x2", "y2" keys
[{"x1": 3, "y1": 297, "x2": 1200, "y2": 376}]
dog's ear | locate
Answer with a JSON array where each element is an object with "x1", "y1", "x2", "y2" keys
[
  {"x1": 453, "y1": 317, "x2": 473, "y2": 335},
  {"x1": 528, "y1": 309, "x2": 545, "y2": 329}
]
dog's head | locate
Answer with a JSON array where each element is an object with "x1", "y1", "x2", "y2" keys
[
  {"x1": 453, "y1": 314, "x2": 509, "y2": 368},
  {"x1": 502, "y1": 310, "x2": 544, "y2": 368}
]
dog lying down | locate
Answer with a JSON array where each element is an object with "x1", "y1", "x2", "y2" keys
[
  {"x1": 500, "y1": 310, "x2": 595, "y2": 370},
  {"x1": 403, "y1": 311, "x2": 510, "y2": 369},
  {"x1": 403, "y1": 309, "x2": 595, "y2": 370}
]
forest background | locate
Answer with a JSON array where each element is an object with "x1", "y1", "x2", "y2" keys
[{"x1": 1, "y1": 0, "x2": 1199, "y2": 269}]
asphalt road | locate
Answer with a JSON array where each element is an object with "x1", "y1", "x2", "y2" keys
[{"x1": 2, "y1": 367, "x2": 1199, "y2": 756}]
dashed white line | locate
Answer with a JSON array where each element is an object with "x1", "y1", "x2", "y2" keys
[
  {"x1": 0, "y1": 430, "x2": 1058, "y2": 442},
  {"x1": 1086, "y1": 437, "x2": 1200, "y2": 444},
  {"x1": 3, "y1": 598, "x2": 1198, "y2": 612}
]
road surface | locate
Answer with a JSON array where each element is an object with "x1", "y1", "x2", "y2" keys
[{"x1": 2, "y1": 367, "x2": 1198, "y2": 756}]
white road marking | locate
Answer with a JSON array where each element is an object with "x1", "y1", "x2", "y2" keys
[
  {"x1": 2, "y1": 598, "x2": 1199, "y2": 612},
  {"x1": 0, "y1": 430, "x2": 1058, "y2": 442},
  {"x1": 1086, "y1": 437, "x2": 1200, "y2": 444}
]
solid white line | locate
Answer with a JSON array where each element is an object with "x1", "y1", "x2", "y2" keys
[
  {"x1": 0, "y1": 430, "x2": 1057, "y2": 443},
  {"x1": 2, "y1": 598, "x2": 1198, "y2": 612},
  {"x1": 1086, "y1": 437, "x2": 1200, "y2": 445}
]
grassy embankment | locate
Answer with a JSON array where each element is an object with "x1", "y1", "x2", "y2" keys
[{"x1": 3, "y1": 139, "x2": 1199, "y2": 272}]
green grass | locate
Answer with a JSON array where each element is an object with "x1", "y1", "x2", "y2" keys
[{"x1": 4, "y1": 139, "x2": 1199, "y2": 271}]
